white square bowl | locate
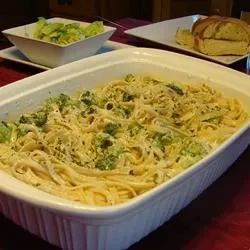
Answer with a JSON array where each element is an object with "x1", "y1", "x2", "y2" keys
[
  {"x1": 2, "y1": 17, "x2": 116, "y2": 68},
  {"x1": 0, "y1": 48, "x2": 249, "y2": 250}
]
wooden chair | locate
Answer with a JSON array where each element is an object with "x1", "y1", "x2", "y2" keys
[
  {"x1": 152, "y1": 0, "x2": 233, "y2": 21},
  {"x1": 231, "y1": 0, "x2": 250, "y2": 19},
  {"x1": 240, "y1": 11, "x2": 250, "y2": 23}
]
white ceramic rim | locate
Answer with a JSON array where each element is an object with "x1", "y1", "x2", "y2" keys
[{"x1": 0, "y1": 48, "x2": 249, "y2": 219}]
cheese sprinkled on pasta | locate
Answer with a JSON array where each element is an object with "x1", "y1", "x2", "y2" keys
[{"x1": 0, "y1": 75, "x2": 248, "y2": 206}]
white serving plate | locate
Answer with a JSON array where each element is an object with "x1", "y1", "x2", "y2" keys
[
  {"x1": 2, "y1": 17, "x2": 116, "y2": 68},
  {"x1": 0, "y1": 48, "x2": 249, "y2": 250},
  {"x1": 124, "y1": 15, "x2": 249, "y2": 65},
  {"x1": 0, "y1": 41, "x2": 133, "y2": 70}
]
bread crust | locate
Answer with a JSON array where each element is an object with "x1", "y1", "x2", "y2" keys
[
  {"x1": 221, "y1": 17, "x2": 250, "y2": 34},
  {"x1": 194, "y1": 36, "x2": 249, "y2": 56},
  {"x1": 191, "y1": 16, "x2": 224, "y2": 35},
  {"x1": 192, "y1": 16, "x2": 250, "y2": 40}
]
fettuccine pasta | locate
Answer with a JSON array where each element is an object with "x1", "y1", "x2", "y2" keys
[{"x1": 0, "y1": 75, "x2": 248, "y2": 206}]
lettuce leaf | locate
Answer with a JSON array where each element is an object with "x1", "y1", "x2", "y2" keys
[{"x1": 32, "y1": 18, "x2": 104, "y2": 45}]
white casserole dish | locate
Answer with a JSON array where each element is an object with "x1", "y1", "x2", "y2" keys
[
  {"x1": 2, "y1": 17, "x2": 116, "y2": 68},
  {"x1": 0, "y1": 48, "x2": 249, "y2": 250}
]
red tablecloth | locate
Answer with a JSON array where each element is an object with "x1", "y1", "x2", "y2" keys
[{"x1": 0, "y1": 18, "x2": 249, "y2": 250}]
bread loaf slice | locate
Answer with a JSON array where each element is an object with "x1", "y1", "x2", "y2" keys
[
  {"x1": 194, "y1": 36, "x2": 249, "y2": 56},
  {"x1": 202, "y1": 20, "x2": 249, "y2": 42},
  {"x1": 192, "y1": 16, "x2": 250, "y2": 55},
  {"x1": 192, "y1": 16, "x2": 223, "y2": 36},
  {"x1": 199, "y1": 21, "x2": 220, "y2": 39},
  {"x1": 193, "y1": 16, "x2": 250, "y2": 41},
  {"x1": 175, "y1": 15, "x2": 250, "y2": 56}
]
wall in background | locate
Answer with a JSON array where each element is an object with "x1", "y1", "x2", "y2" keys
[
  {"x1": 49, "y1": 0, "x2": 152, "y2": 21},
  {"x1": 0, "y1": 0, "x2": 235, "y2": 34},
  {"x1": 152, "y1": 0, "x2": 233, "y2": 21},
  {"x1": 0, "y1": 0, "x2": 49, "y2": 32},
  {"x1": 49, "y1": 0, "x2": 234, "y2": 22}
]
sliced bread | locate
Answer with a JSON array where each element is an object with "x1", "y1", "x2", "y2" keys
[
  {"x1": 192, "y1": 16, "x2": 250, "y2": 55},
  {"x1": 194, "y1": 36, "x2": 249, "y2": 56},
  {"x1": 175, "y1": 15, "x2": 250, "y2": 56},
  {"x1": 193, "y1": 16, "x2": 250, "y2": 43},
  {"x1": 192, "y1": 16, "x2": 224, "y2": 36}
]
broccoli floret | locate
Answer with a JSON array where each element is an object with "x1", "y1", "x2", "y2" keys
[
  {"x1": 153, "y1": 132, "x2": 172, "y2": 151},
  {"x1": 129, "y1": 123, "x2": 144, "y2": 137},
  {"x1": 95, "y1": 153, "x2": 117, "y2": 170},
  {"x1": 124, "y1": 74, "x2": 135, "y2": 82},
  {"x1": 95, "y1": 133, "x2": 113, "y2": 149},
  {"x1": 123, "y1": 92, "x2": 134, "y2": 102},
  {"x1": 167, "y1": 83, "x2": 184, "y2": 96},
  {"x1": 57, "y1": 93, "x2": 71, "y2": 109},
  {"x1": 31, "y1": 110, "x2": 48, "y2": 127},
  {"x1": 81, "y1": 106, "x2": 96, "y2": 117},
  {"x1": 181, "y1": 142, "x2": 207, "y2": 157},
  {"x1": 19, "y1": 115, "x2": 32, "y2": 124},
  {"x1": 104, "y1": 123, "x2": 119, "y2": 136},
  {"x1": 0, "y1": 122, "x2": 12, "y2": 143},
  {"x1": 115, "y1": 107, "x2": 131, "y2": 118},
  {"x1": 16, "y1": 126, "x2": 29, "y2": 138},
  {"x1": 19, "y1": 103, "x2": 51, "y2": 128},
  {"x1": 81, "y1": 90, "x2": 95, "y2": 106},
  {"x1": 95, "y1": 146, "x2": 123, "y2": 170},
  {"x1": 54, "y1": 93, "x2": 80, "y2": 111}
]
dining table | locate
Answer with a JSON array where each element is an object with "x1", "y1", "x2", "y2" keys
[{"x1": 0, "y1": 17, "x2": 250, "y2": 250}]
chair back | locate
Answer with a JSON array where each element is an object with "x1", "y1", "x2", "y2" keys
[{"x1": 240, "y1": 11, "x2": 250, "y2": 23}]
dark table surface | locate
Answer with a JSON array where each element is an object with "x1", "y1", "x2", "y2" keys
[{"x1": 0, "y1": 18, "x2": 250, "y2": 250}]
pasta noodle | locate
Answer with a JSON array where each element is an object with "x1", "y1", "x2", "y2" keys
[{"x1": 0, "y1": 74, "x2": 248, "y2": 206}]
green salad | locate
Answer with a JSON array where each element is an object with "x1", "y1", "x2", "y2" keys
[{"x1": 32, "y1": 17, "x2": 104, "y2": 45}]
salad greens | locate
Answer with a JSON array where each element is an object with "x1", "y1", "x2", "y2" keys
[{"x1": 32, "y1": 17, "x2": 104, "y2": 45}]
